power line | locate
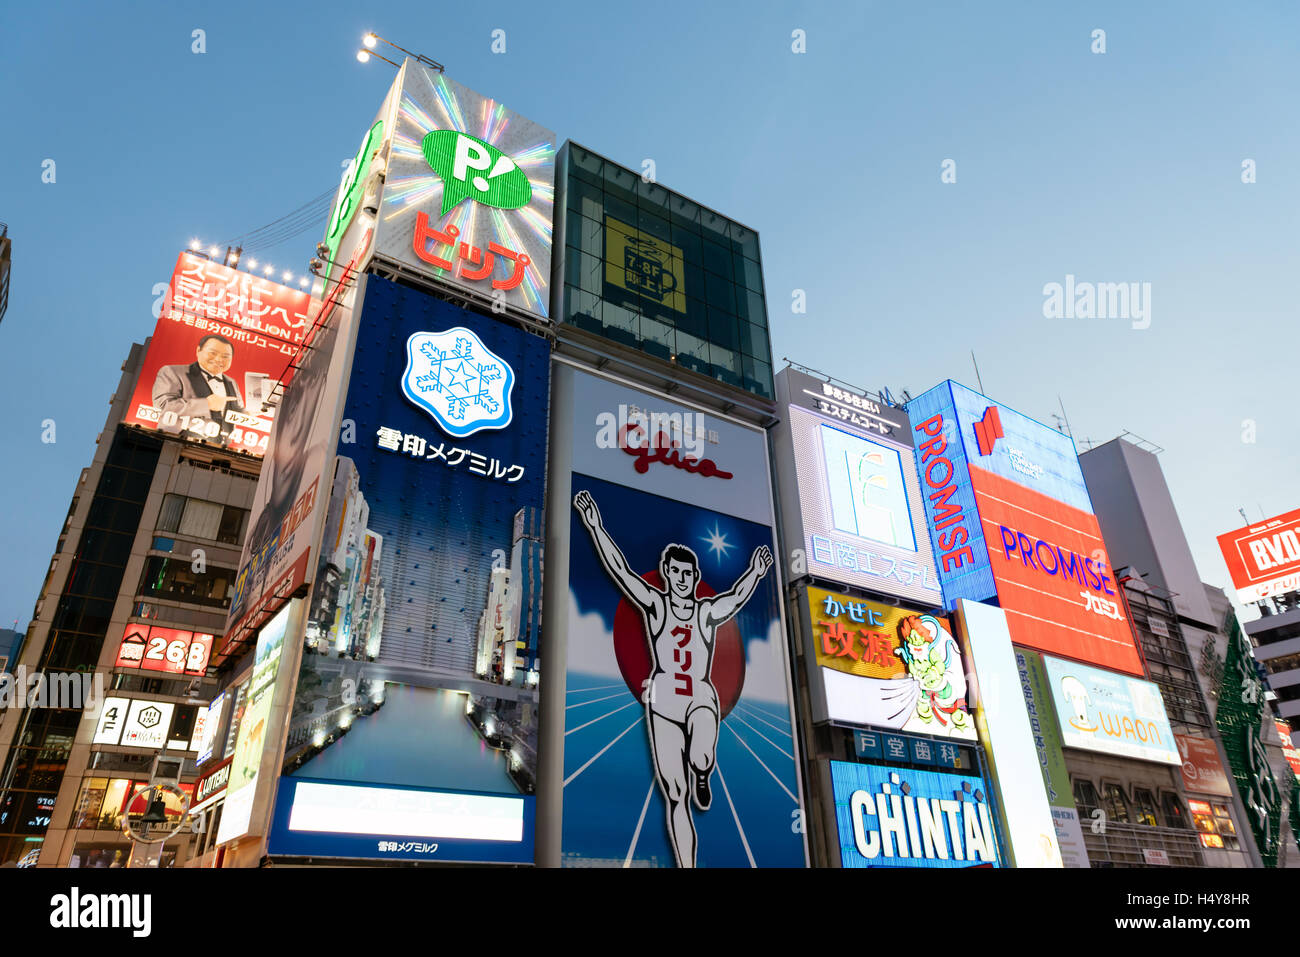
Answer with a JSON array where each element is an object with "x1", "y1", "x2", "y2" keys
[{"x1": 219, "y1": 186, "x2": 337, "y2": 249}]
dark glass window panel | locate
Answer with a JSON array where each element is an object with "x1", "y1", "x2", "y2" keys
[
  {"x1": 702, "y1": 239, "x2": 733, "y2": 279},
  {"x1": 570, "y1": 146, "x2": 604, "y2": 184},
  {"x1": 738, "y1": 256, "x2": 764, "y2": 293},
  {"x1": 636, "y1": 209, "x2": 672, "y2": 245},
  {"x1": 217, "y1": 506, "x2": 248, "y2": 546},
  {"x1": 602, "y1": 192, "x2": 636, "y2": 229},
  {"x1": 707, "y1": 308, "x2": 740, "y2": 351},
  {"x1": 704, "y1": 272, "x2": 736, "y2": 311},
  {"x1": 738, "y1": 290, "x2": 768, "y2": 330}
]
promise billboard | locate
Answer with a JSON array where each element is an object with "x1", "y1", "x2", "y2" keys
[{"x1": 907, "y1": 380, "x2": 1143, "y2": 677}]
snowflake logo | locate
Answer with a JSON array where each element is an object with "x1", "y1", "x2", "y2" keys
[{"x1": 401, "y1": 327, "x2": 515, "y2": 437}]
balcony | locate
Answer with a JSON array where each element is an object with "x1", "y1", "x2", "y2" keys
[{"x1": 1082, "y1": 822, "x2": 1205, "y2": 867}]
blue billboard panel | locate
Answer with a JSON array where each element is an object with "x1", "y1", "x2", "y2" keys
[
  {"x1": 270, "y1": 276, "x2": 549, "y2": 864},
  {"x1": 905, "y1": 382, "x2": 995, "y2": 606},
  {"x1": 944, "y1": 381, "x2": 1092, "y2": 513},
  {"x1": 830, "y1": 760, "x2": 1000, "y2": 868}
]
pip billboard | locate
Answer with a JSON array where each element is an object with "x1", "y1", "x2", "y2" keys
[
  {"x1": 125, "y1": 252, "x2": 313, "y2": 456},
  {"x1": 830, "y1": 760, "x2": 1000, "y2": 868},
  {"x1": 558, "y1": 367, "x2": 805, "y2": 867},
  {"x1": 266, "y1": 276, "x2": 549, "y2": 865},
  {"x1": 1217, "y1": 507, "x2": 1300, "y2": 604},
  {"x1": 801, "y1": 585, "x2": 975, "y2": 739},
  {"x1": 372, "y1": 62, "x2": 555, "y2": 318},
  {"x1": 907, "y1": 380, "x2": 1143, "y2": 677},
  {"x1": 773, "y1": 369, "x2": 941, "y2": 605},
  {"x1": 1042, "y1": 654, "x2": 1180, "y2": 765}
]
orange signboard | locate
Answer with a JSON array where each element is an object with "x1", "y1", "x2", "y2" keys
[{"x1": 970, "y1": 466, "x2": 1143, "y2": 676}]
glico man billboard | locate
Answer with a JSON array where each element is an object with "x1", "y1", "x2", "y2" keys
[
  {"x1": 906, "y1": 380, "x2": 1143, "y2": 676},
  {"x1": 266, "y1": 277, "x2": 550, "y2": 865},
  {"x1": 356, "y1": 60, "x2": 556, "y2": 319},
  {"x1": 1216, "y1": 506, "x2": 1300, "y2": 604},
  {"x1": 551, "y1": 366, "x2": 806, "y2": 867},
  {"x1": 125, "y1": 252, "x2": 313, "y2": 456},
  {"x1": 772, "y1": 369, "x2": 942, "y2": 605}
]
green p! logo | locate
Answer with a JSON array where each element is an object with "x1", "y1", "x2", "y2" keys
[{"x1": 422, "y1": 130, "x2": 531, "y2": 216}]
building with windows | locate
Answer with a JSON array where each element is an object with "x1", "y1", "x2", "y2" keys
[
  {"x1": 555, "y1": 143, "x2": 774, "y2": 401},
  {"x1": 1079, "y1": 436, "x2": 1298, "y2": 867},
  {"x1": 0, "y1": 629, "x2": 22, "y2": 674},
  {"x1": 0, "y1": 338, "x2": 258, "y2": 867}
]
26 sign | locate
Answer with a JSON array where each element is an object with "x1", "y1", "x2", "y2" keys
[{"x1": 115, "y1": 625, "x2": 213, "y2": 676}]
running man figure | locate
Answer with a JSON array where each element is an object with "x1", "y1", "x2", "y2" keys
[{"x1": 574, "y1": 490, "x2": 773, "y2": 867}]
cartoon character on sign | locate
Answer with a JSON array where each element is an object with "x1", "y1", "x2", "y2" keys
[
  {"x1": 896, "y1": 615, "x2": 970, "y2": 731},
  {"x1": 1060, "y1": 676, "x2": 1096, "y2": 732},
  {"x1": 573, "y1": 490, "x2": 773, "y2": 868}
]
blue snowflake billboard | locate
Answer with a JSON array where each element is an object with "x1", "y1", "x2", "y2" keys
[
  {"x1": 267, "y1": 275, "x2": 550, "y2": 865},
  {"x1": 401, "y1": 328, "x2": 515, "y2": 437}
]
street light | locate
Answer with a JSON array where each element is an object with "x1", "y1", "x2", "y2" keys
[{"x1": 356, "y1": 32, "x2": 442, "y2": 72}]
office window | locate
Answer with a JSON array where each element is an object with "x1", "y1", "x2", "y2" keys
[
  {"x1": 1073, "y1": 778, "x2": 1100, "y2": 817},
  {"x1": 1102, "y1": 783, "x2": 1131, "y2": 824},
  {"x1": 138, "y1": 557, "x2": 235, "y2": 608},
  {"x1": 1132, "y1": 788, "x2": 1158, "y2": 826}
]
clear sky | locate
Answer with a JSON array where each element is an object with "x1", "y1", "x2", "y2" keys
[{"x1": 1, "y1": 1, "x2": 1296, "y2": 631}]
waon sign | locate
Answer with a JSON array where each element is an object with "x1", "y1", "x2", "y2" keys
[
  {"x1": 114, "y1": 624, "x2": 213, "y2": 676},
  {"x1": 906, "y1": 380, "x2": 1143, "y2": 677},
  {"x1": 1217, "y1": 507, "x2": 1300, "y2": 604}
]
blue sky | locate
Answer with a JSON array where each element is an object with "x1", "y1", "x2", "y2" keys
[{"x1": 1, "y1": 1, "x2": 1296, "y2": 629}]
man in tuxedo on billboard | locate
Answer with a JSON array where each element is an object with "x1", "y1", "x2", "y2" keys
[{"x1": 152, "y1": 333, "x2": 245, "y2": 444}]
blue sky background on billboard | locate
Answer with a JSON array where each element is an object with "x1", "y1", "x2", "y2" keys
[{"x1": 1, "y1": 2, "x2": 1296, "y2": 626}]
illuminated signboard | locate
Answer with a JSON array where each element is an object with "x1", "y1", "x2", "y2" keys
[
  {"x1": 1042, "y1": 654, "x2": 1179, "y2": 765},
  {"x1": 1175, "y1": 734, "x2": 1233, "y2": 796},
  {"x1": 372, "y1": 62, "x2": 556, "y2": 318},
  {"x1": 955, "y1": 600, "x2": 1064, "y2": 867},
  {"x1": 224, "y1": 236, "x2": 366, "y2": 656},
  {"x1": 830, "y1": 760, "x2": 1000, "y2": 868},
  {"x1": 1217, "y1": 507, "x2": 1300, "y2": 604},
  {"x1": 216, "y1": 603, "x2": 290, "y2": 845},
  {"x1": 558, "y1": 366, "x2": 805, "y2": 868},
  {"x1": 1277, "y1": 721, "x2": 1300, "y2": 781},
  {"x1": 114, "y1": 624, "x2": 212, "y2": 675},
  {"x1": 907, "y1": 379, "x2": 1142, "y2": 676},
  {"x1": 773, "y1": 369, "x2": 941, "y2": 605},
  {"x1": 195, "y1": 691, "x2": 225, "y2": 767},
  {"x1": 91, "y1": 697, "x2": 178, "y2": 750},
  {"x1": 266, "y1": 279, "x2": 548, "y2": 865},
  {"x1": 124, "y1": 252, "x2": 312, "y2": 457},
  {"x1": 801, "y1": 585, "x2": 975, "y2": 739},
  {"x1": 192, "y1": 757, "x2": 233, "y2": 812},
  {"x1": 603, "y1": 215, "x2": 686, "y2": 314}
]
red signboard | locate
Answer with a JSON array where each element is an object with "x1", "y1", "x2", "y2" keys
[
  {"x1": 115, "y1": 625, "x2": 213, "y2": 676},
  {"x1": 1277, "y1": 721, "x2": 1300, "y2": 781},
  {"x1": 970, "y1": 466, "x2": 1144, "y2": 676},
  {"x1": 1175, "y1": 734, "x2": 1233, "y2": 796},
  {"x1": 124, "y1": 252, "x2": 314, "y2": 457},
  {"x1": 1217, "y1": 507, "x2": 1300, "y2": 603}
]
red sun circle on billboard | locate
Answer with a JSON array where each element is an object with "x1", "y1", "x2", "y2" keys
[{"x1": 612, "y1": 571, "x2": 745, "y2": 717}]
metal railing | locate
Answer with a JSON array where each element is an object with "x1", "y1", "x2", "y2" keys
[{"x1": 1083, "y1": 822, "x2": 1205, "y2": 867}]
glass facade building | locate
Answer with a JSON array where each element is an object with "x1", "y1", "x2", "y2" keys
[{"x1": 556, "y1": 143, "x2": 775, "y2": 399}]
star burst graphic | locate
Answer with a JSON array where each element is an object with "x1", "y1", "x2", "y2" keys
[
  {"x1": 701, "y1": 523, "x2": 734, "y2": 564},
  {"x1": 383, "y1": 69, "x2": 554, "y2": 314}
]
